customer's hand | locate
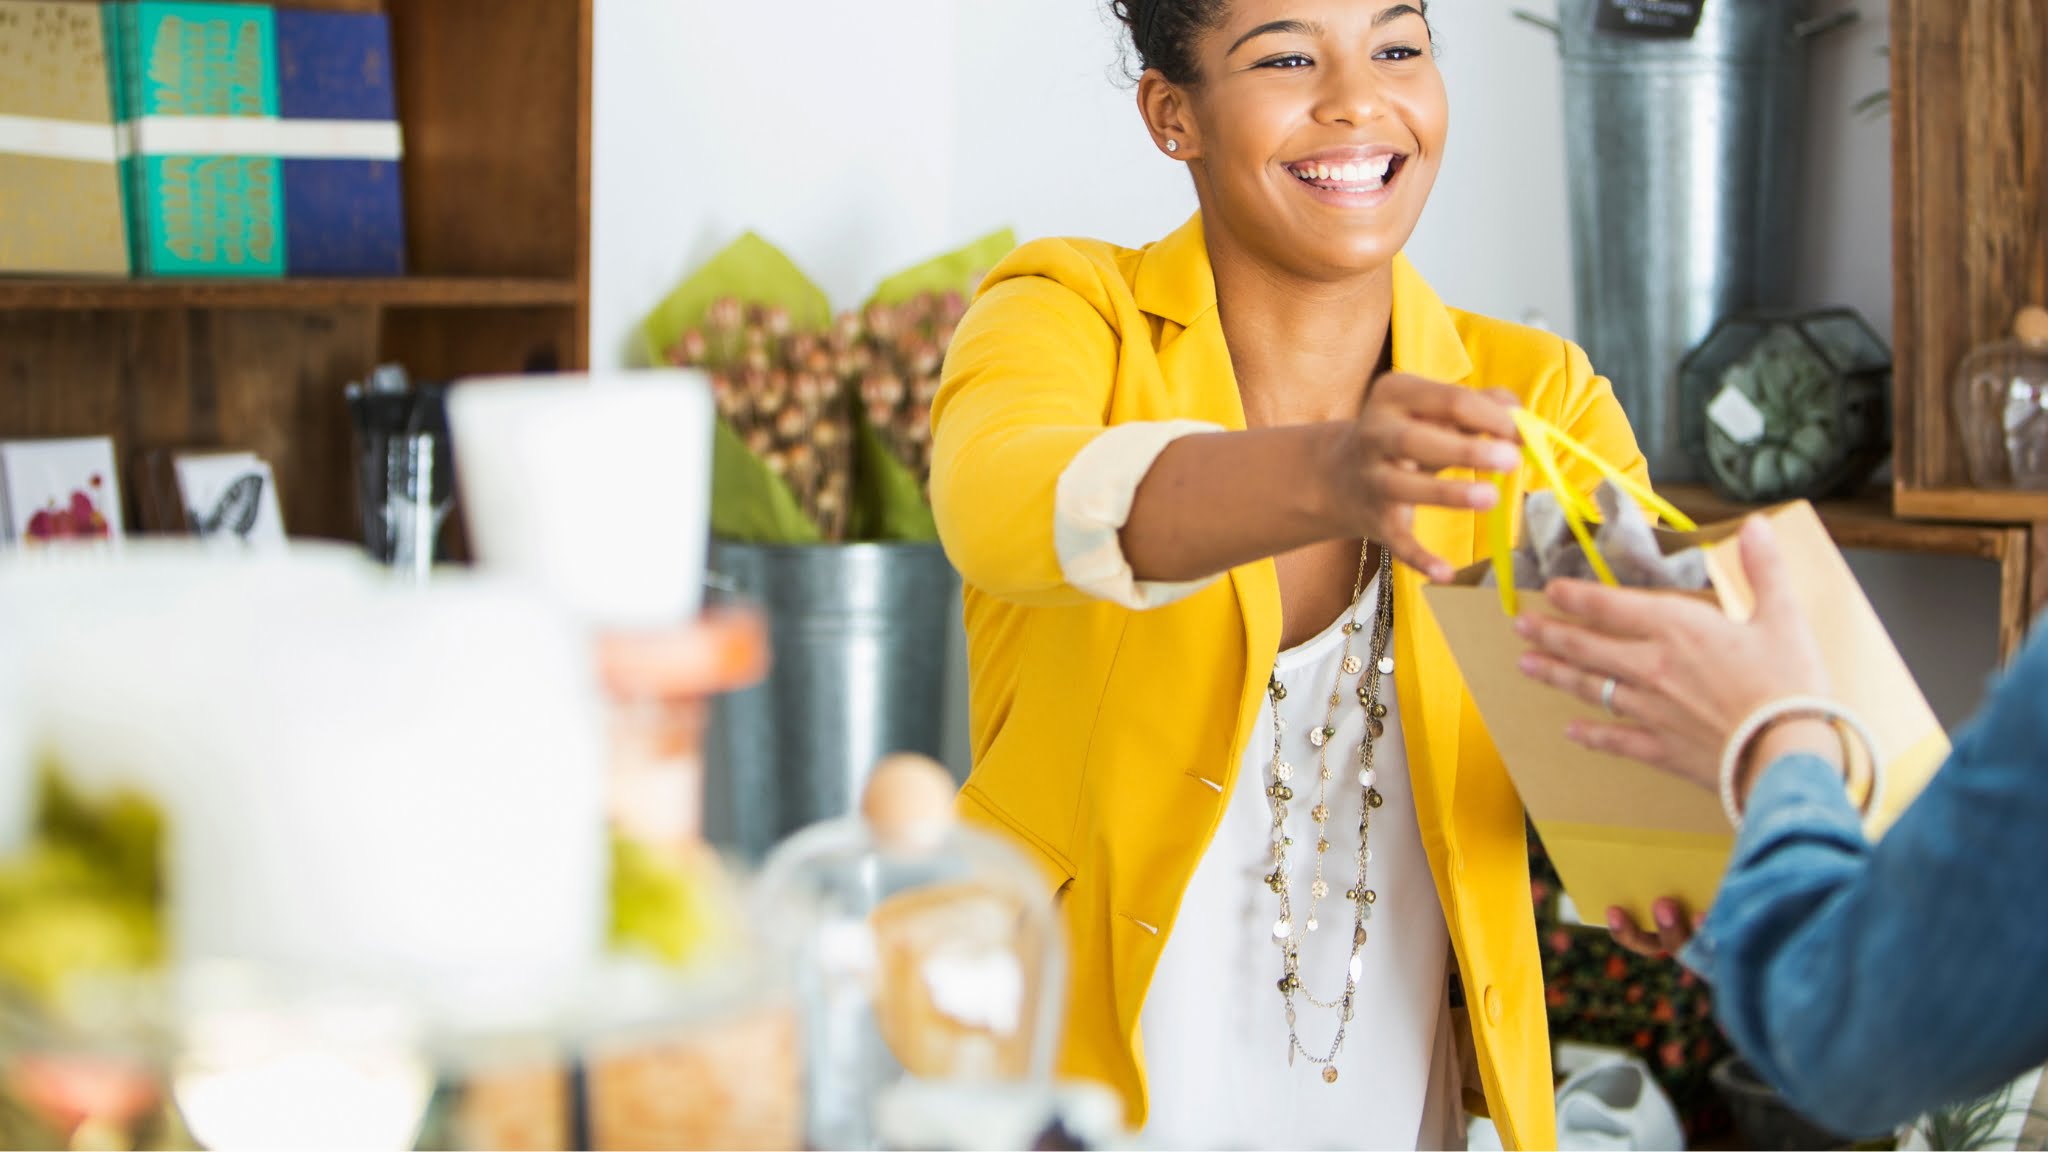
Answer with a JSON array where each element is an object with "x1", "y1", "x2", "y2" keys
[
  {"x1": 1510, "y1": 515, "x2": 1830, "y2": 793},
  {"x1": 1512, "y1": 516, "x2": 1832, "y2": 958},
  {"x1": 1321, "y1": 376, "x2": 1523, "y2": 584}
]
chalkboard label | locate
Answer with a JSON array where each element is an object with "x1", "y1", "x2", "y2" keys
[{"x1": 1594, "y1": 0, "x2": 1706, "y2": 38}]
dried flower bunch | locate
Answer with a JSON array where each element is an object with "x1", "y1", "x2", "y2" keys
[
  {"x1": 667, "y1": 287, "x2": 972, "y2": 540},
  {"x1": 673, "y1": 297, "x2": 856, "y2": 539},
  {"x1": 854, "y1": 288, "x2": 967, "y2": 494}
]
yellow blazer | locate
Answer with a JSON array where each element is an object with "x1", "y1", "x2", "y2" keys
[{"x1": 930, "y1": 213, "x2": 1647, "y2": 1150}]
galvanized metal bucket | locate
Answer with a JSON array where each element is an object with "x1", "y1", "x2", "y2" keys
[
  {"x1": 703, "y1": 540, "x2": 961, "y2": 859},
  {"x1": 1521, "y1": 2, "x2": 1855, "y2": 481}
]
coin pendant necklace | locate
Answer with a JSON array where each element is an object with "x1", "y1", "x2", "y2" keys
[{"x1": 1263, "y1": 539, "x2": 1395, "y2": 1083}]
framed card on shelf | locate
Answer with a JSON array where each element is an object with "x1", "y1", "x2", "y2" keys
[
  {"x1": 171, "y1": 450, "x2": 286, "y2": 547},
  {"x1": 0, "y1": 437, "x2": 123, "y2": 545}
]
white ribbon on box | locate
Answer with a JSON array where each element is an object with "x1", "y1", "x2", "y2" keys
[
  {"x1": 0, "y1": 113, "x2": 120, "y2": 163},
  {"x1": 126, "y1": 115, "x2": 404, "y2": 160}
]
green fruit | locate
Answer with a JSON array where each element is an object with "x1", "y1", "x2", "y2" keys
[
  {"x1": 32, "y1": 764, "x2": 163, "y2": 906},
  {"x1": 0, "y1": 762, "x2": 169, "y2": 1010},
  {"x1": 608, "y1": 836, "x2": 715, "y2": 968},
  {"x1": 0, "y1": 898, "x2": 159, "y2": 1003}
]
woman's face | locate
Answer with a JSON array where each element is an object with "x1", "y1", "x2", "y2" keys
[{"x1": 1151, "y1": 0, "x2": 1447, "y2": 281}]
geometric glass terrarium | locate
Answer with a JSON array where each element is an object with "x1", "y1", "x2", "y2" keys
[{"x1": 1678, "y1": 309, "x2": 1892, "y2": 503}]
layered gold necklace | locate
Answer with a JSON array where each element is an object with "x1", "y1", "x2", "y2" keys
[{"x1": 1263, "y1": 538, "x2": 1395, "y2": 1083}]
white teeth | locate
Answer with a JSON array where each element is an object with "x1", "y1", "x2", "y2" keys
[{"x1": 1291, "y1": 158, "x2": 1397, "y2": 189}]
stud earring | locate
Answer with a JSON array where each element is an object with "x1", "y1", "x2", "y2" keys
[{"x1": 1165, "y1": 140, "x2": 1179, "y2": 154}]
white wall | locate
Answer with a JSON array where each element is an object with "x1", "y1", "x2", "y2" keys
[
  {"x1": 589, "y1": 2, "x2": 1194, "y2": 372},
  {"x1": 593, "y1": 0, "x2": 2003, "y2": 762}
]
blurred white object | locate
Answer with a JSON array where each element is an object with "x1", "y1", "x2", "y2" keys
[
  {"x1": 172, "y1": 964, "x2": 433, "y2": 1152},
  {"x1": 447, "y1": 370, "x2": 714, "y2": 629},
  {"x1": 875, "y1": 1079, "x2": 1127, "y2": 1152},
  {"x1": 1556, "y1": 1054, "x2": 1686, "y2": 1151},
  {"x1": 0, "y1": 542, "x2": 609, "y2": 1031}
]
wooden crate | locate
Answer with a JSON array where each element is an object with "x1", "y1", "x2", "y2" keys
[{"x1": 1891, "y1": 0, "x2": 2048, "y2": 524}]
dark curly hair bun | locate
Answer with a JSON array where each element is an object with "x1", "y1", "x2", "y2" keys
[{"x1": 1109, "y1": 0, "x2": 1228, "y2": 86}]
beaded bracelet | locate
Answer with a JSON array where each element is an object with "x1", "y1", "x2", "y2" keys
[{"x1": 1718, "y1": 696, "x2": 1884, "y2": 832}]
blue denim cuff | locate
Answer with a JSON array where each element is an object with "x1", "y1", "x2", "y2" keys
[
  {"x1": 1741, "y1": 753, "x2": 1861, "y2": 835},
  {"x1": 1684, "y1": 754, "x2": 1861, "y2": 986}
]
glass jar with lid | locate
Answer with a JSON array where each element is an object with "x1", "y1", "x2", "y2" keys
[
  {"x1": 1952, "y1": 306, "x2": 2048, "y2": 489},
  {"x1": 756, "y1": 754, "x2": 1068, "y2": 1151}
]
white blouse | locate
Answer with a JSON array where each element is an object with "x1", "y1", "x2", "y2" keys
[{"x1": 1136, "y1": 584, "x2": 1462, "y2": 1149}]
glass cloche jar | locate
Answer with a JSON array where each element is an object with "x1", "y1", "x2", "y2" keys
[
  {"x1": 755, "y1": 754, "x2": 1068, "y2": 1151},
  {"x1": 1952, "y1": 306, "x2": 2048, "y2": 490},
  {"x1": 1679, "y1": 309, "x2": 1892, "y2": 503}
]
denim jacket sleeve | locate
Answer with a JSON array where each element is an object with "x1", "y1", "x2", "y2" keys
[{"x1": 1680, "y1": 627, "x2": 2048, "y2": 1138}]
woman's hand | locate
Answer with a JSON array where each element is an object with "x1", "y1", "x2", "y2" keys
[
  {"x1": 1320, "y1": 374, "x2": 1524, "y2": 584},
  {"x1": 1606, "y1": 899, "x2": 1703, "y2": 960},
  {"x1": 1510, "y1": 515, "x2": 1830, "y2": 792}
]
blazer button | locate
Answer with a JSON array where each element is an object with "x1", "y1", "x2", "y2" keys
[{"x1": 1483, "y1": 985, "x2": 1504, "y2": 1025}]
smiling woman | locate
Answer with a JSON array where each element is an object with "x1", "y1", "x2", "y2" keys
[{"x1": 928, "y1": 2, "x2": 1652, "y2": 1149}]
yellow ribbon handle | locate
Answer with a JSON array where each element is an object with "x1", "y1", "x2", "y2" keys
[{"x1": 1486, "y1": 407, "x2": 1697, "y2": 616}]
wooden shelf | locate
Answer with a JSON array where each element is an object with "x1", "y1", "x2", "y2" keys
[
  {"x1": 1660, "y1": 485, "x2": 2017, "y2": 561},
  {"x1": 0, "y1": 277, "x2": 582, "y2": 312},
  {"x1": 1893, "y1": 485, "x2": 2048, "y2": 527},
  {"x1": 1665, "y1": 484, "x2": 2039, "y2": 662}
]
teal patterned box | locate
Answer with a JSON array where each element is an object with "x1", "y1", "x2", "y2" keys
[{"x1": 109, "y1": 2, "x2": 284, "y2": 276}]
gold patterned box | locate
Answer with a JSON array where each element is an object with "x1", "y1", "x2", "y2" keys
[{"x1": 0, "y1": 1, "x2": 130, "y2": 276}]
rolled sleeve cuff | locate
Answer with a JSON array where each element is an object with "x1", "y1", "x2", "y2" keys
[{"x1": 1054, "y1": 420, "x2": 1225, "y2": 610}]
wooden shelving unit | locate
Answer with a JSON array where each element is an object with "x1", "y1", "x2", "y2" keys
[
  {"x1": 1869, "y1": 0, "x2": 2048, "y2": 658},
  {"x1": 1892, "y1": 486, "x2": 2048, "y2": 526},
  {"x1": 0, "y1": 277, "x2": 583, "y2": 312},
  {"x1": 1890, "y1": 0, "x2": 2048, "y2": 522},
  {"x1": 0, "y1": 0, "x2": 593, "y2": 542}
]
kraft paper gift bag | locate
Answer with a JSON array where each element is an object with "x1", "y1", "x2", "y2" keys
[{"x1": 1423, "y1": 409, "x2": 1949, "y2": 925}]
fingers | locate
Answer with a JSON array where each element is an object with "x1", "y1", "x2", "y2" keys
[
  {"x1": 1606, "y1": 902, "x2": 1694, "y2": 959},
  {"x1": 1374, "y1": 374, "x2": 1523, "y2": 443},
  {"x1": 1540, "y1": 579, "x2": 1675, "y2": 642},
  {"x1": 1651, "y1": 899, "x2": 1695, "y2": 954},
  {"x1": 1737, "y1": 515, "x2": 1801, "y2": 625},
  {"x1": 1514, "y1": 612, "x2": 1654, "y2": 686},
  {"x1": 1381, "y1": 525, "x2": 1455, "y2": 585},
  {"x1": 1359, "y1": 418, "x2": 1523, "y2": 476},
  {"x1": 1374, "y1": 468, "x2": 1501, "y2": 514},
  {"x1": 1606, "y1": 908, "x2": 1665, "y2": 958}
]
